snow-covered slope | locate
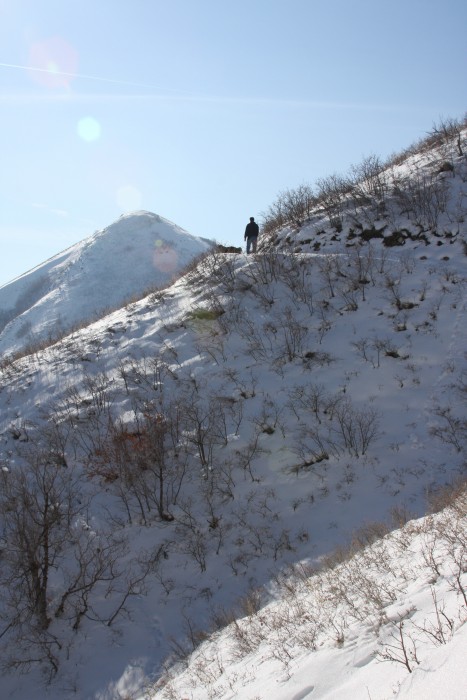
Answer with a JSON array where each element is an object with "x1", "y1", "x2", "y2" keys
[
  {"x1": 0, "y1": 211, "x2": 214, "y2": 357},
  {"x1": 0, "y1": 130, "x2": 465, "y2": 700},
  {"x1": 150, "y1": 492, "x2": 467, "y2": 700}
]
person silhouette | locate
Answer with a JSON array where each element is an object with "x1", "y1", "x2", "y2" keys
[{"x1": 244, "y1": 216, "x2": 259, "y2": 254}]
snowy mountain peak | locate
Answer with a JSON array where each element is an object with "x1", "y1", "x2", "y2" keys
[{"x1": 0, "y1": 211, "x2": 214, "y2": 357}]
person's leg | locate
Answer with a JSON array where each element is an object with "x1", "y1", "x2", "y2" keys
[
  {"x1": 246, "y1": 237, "x2": 251, "y2": 254},
  {"x1": 251, "y1": 237, "x2": 257, "y2": 253}
]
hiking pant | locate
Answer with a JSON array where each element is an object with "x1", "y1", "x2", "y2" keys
[{"x1": 246, "y1": 236, "x2": 258, "y2": 254}]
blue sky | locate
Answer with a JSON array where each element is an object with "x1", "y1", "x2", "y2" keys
[{"x1": 0, "y1": 0, "x2": 465, "y2": 287}]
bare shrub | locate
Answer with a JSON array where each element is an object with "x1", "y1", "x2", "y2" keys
[
  {"x1": 288, "y1": 383, "x2": 328, "y2": 424},
  {"x1": 376, "y1": 614, "x2": 421, "y2": 673},
  {"x1": 316, "y1": 173, "x2": 353, "y2": 231},
  {"x1": 317, "y1": 254, "x2": 342, "y2": 298},
  {"x1": 413, "y1": 587, "x2": 455, "y2": 645},
  {"x1": 243, "y1": 249, "x2": 285, "y2": 285},
  {"x1": 182, "y1": 393, "x2": 231, "y2": 476},
  {"x1": 280, "y1": 254, "x2": 315, "y2": 313},
  {"x1": 279, "y1": 184, "x2": 316, "y2": 227},
  {"x1": 290, "y1": 387, "x2": 381, "y2": 461},
  {"x1": 429, "y1": 405, "x2": 467, "y2": 453},
  {"x1": 90, "y1": 401, "x2": 189, "y2": 524},
  {"x1": 429, "y1": 116, "x2": 466, "y2": 158},
  {"x1": 0, "y1": 451, "x2": 152, "y2": 676},
  {"x1": 426, "y1": 476, "x2": 467, "y2": 514},
  {"x1": 345, "y1": 243, "x2": 378, "y2": 293},
  {"x1": 350, "y1": 521, "x2": 390, "y2": 551},
  {"x1": 261, "y1": 183, "x2": 315, "y2": 232},
  {"x1": 0, "y1": 456, "x2": 87, "y2": 635},
  {"x1": 352, "y1": 335, "x2": 401, "y2": 368},
  {"x1": 331, "y1": 399, "x2": 381, "y2": 457},
  {"x1": 276, "y1": 307, "x2": 309, "y2": 361},
  {"x1": 193, "y1": 248, "x2": 240, "y2": 293},
  {"x1": 350, "y1": 154, "x2": 387, "y2": 201},
  {"x1": 393, "y1": 172, "x2": 449, "y2": 229}
]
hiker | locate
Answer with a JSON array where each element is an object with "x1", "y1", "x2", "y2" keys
[{"x1": 244, "y1": 217, "x2": 259, "y2": 254}]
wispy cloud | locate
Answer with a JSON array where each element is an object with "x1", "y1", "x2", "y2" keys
[
  {"x1": 0, "y1": 61, "x2": 169, "y2": 91},
  {"x1": 0, "y1": 60, "x2": 416, "y2": 112},
  {"x1": 31, "y1": 202, "x2": 69, "y2": 218},
  {"x1": 0, "y1": 91, "x2": 409, "y2": 113}
]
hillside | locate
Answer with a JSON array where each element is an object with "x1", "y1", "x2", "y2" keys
[
  {"x1": 150, "y1": 487, "x2": 467, "y2": 699},
  {"x1": 0, "y1": 211, "x2": 214, "y2": 358},
  {"x1": 0, "y1": 126, "x2": 465, "y2": 700}
]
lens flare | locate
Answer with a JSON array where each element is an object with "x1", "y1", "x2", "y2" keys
[
  {"x1": 77, "y1": 116, "x2": 101, "y2": 142},
  {"x1": 153, "y1": 241, "x2": 178, "y2": 274},
  {"x1": 28, "y1": 37, "x2": 79, "y2": 89}
]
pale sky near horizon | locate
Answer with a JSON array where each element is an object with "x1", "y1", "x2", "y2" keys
[{"x1": 0, "y1": 0, "x2": 466, "y2": 287}]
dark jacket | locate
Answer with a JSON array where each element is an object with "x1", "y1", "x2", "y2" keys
[{"x1": 244, "y1": 221, "x2": 259, "y2": 239}]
